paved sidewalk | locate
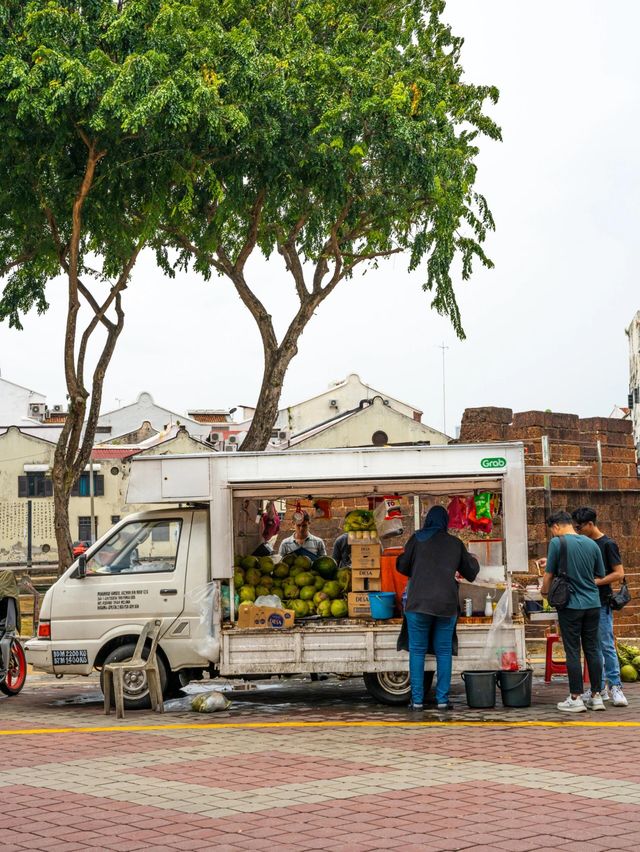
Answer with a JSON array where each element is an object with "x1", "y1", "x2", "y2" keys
[{"x1": 2, "y1": 673, "x2": 640, "y2": 851}]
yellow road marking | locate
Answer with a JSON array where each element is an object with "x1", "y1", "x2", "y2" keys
[{"x1": 2, "y1": 719, "x2": 640, "y2": 735}]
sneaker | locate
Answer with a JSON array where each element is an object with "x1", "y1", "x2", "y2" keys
[
  {"x1": 581, "y1": 686, "x2": 610, "y2": 703},
  {"x1": 437, "y1": 702, "x2": 454, "y2": 711},
  {"x1": 611, "y1": 685, "x2": 629, "y2": 707},
  {"x1": 557, "y1": 695, "x2": 587, "y2": 713},
  {"x1": 409, "y1": 703, "x2": 424, "y2": 712},
  {"x1": 589, "y1": 693, "x2": 606, "y2": 711}
]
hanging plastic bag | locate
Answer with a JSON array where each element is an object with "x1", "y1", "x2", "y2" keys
[
  {"x1": 447, "y1": 496, "x2": 468, "y2": 529},
  {"x1": 254, "y1": 594, "x2": 283, "y2": 608},
  {"x1": 484, "y1": 590, "x2": 518, "y2": 669},
  {"x1": 474, "y1": 492, "x2": 492, "y2": 519},
  {"x1": 187, "y1": 582, "x2": 221, "y2": 661},
  {"x1": 373, "y1": 497, "x2": 403, "y2": 538}
]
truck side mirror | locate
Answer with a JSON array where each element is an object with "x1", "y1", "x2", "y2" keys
[{"x1": 77, "y1": 553, "x2": 87, "y2": 579}]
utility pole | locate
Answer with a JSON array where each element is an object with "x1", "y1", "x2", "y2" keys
[{"x1": 437, "y1": 342, "x2": 449, "y2": 435}]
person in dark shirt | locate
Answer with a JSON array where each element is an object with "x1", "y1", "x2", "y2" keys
[
  {"x1": 332, "y1": 532, "x2": 351, "y2": 568},
  {"x1": 396, "y1": 505, "x2": 479, "y2": 712},
  {"x1": 572, "y1": 507, "x2": 628, "y2": 707},
  {"x1": 540, "y1": 511, "x2": 605, "y2": 713}
]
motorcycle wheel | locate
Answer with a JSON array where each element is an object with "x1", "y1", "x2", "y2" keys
[{"x1": 0, "y1": 639, "x2": 27, "y2": 696}]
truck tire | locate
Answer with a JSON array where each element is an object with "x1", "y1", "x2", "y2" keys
[
  {"x1": 363, "y1": 670, "x2": 434, "y2": 706},
  {"x1": 100, "y1": 643, "x2": 168, "y2": 710}
]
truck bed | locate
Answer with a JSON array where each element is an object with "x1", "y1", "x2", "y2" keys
[{"x1": 220, "y1": 619, "x2": 526, "y2": 676}]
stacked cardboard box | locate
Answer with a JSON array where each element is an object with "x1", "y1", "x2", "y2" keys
[{"x1": 348, "y1": 542, "x2": 382, "y2": 616}]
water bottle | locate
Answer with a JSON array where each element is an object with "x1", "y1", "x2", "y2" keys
[{"x1": 484, "y1": 593, "x2": 493, "y2": 617}]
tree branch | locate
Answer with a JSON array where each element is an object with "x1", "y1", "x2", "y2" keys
[{"x1": 234, "y1": 189, "x2": 266, "y2": 274}]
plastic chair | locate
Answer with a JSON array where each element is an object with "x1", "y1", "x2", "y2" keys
[
  {"x1": 544, "y1": 632, "x2": 589, "y2": 684},
  {"x1": 103, "y1": 619, "x2": 164, "y2": 719}
]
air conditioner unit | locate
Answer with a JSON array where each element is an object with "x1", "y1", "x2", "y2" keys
[
  {"x1": 329, "y1": 399, "x2": 338, "y2": 408},
  {"x1": 210, "y1": 432, "x2": 220, "y2": 442},
  {"x1": 278, "y1": 431, "x2": 287, "y2": 439},
  {"x1": 52, "y1": 404, "x2": 63, "y2": 413},
  {"x1": 227, "y1": 436, "x2": 237, "y2": 444},
  {"x1": 30, "y1": 403, "x2": 43, "y2": 414}
]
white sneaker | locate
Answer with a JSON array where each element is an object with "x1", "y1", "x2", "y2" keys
[
  {"x1": 581, "y1": 686, "x2": 610, "y2": 703},
  {"x1": 611, "y1": 685, "x2": 629, "y2": 707},
  {"x1": 589, "y1": 693, "x2": 606, "y2": 711},
  {"x1": 557, "y1": 696, "x2": 587, "y2": 713}
]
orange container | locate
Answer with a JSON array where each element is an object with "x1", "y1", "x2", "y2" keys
[{"x1": 380, "y1": 547, "x2": 407, "y2": 612}]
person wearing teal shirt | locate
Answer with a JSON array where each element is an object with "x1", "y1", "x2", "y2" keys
[{"x1": 541, "y1": 511, "x2": 606, "y2": 713}]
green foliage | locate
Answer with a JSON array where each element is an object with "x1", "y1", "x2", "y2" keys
[{"x1": 163, "y1": 0, "x2": 501, "y2": 338}]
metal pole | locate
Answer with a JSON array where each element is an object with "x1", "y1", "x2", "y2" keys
[
  {"x1": 437, "y1": 342, "x2": 449, "y2": 435},
  {"x1": 26, "y1": 499, "x2": 32, "y2": 568},
  {"x1": 89, "y1": 460, "x2": 96, "y2": 544}
]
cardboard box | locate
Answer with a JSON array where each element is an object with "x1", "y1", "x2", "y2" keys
[
  {"x1": 351, "y1": 567, "x2": 382, "y2": 592},
  {"x1": 350, "y1": 543, "x2": 381, "y2": 570},
  {"x1": 348, "y1": 591, "x2": 371, "y2": 618},
  {"x1": 237, "y1": 603, "x2": 295, "y2": 629},
  {"x1": 352, "y1": 576, "x2": 382, "y2": 592}
]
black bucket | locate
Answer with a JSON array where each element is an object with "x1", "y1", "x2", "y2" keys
[
  {"x1": 461, "y1": 670, "x2": 497, "y2": 709},
  {"x1": 497, "y1": 669, "x2": 533, "y2": 708}
]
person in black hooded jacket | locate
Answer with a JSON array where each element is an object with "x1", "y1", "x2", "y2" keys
[{"x1": 397, "y1": 505, "x2": 479, "y2": 711}]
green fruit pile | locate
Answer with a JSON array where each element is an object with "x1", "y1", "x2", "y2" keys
[
  {"x1": 617, "y1": 642, "x2": 640, "y2": 682},
  {"x1": 232, "y1": 553, "x2": 351, "y2": 619},
  {"x1": 343, "y1": 510, "x2": 375, "y2": 532}
]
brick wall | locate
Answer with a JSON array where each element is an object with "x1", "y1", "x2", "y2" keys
[{"x1": 460, "y1": 407, "x2": 640, "y2": 639}]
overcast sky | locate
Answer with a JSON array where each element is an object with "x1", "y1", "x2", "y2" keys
[{"x1": 1, "y1": 1, "x2": 638, "y2": 435}]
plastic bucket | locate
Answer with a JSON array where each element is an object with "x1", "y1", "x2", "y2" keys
[
  {"x1": 461, "y1": 670, "x2": 497, "y2": 708},
  {"x1": 368, "y1": 592, "x2": 396, "y2": 620},
  {"x1": 497, "y1": 669, "x2": 533, "y2": 708}
]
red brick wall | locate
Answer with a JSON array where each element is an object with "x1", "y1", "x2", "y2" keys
[{"x1": 459, "y1": 407, "x2": 640, "y2": 638}]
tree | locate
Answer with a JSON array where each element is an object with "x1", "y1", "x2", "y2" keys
[
  {"x1": 0, "y1": 0, "x2": 263, "y2": 568},
  {"x1": 162, "y1": 0, "x2": 500, "y2": 450}
]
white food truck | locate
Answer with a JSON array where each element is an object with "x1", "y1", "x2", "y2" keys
[{"x1": 26, "y1": 443, "x2": 528, "y2": 707}]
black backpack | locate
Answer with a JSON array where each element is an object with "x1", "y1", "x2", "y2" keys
[{"x1": 548, "y1": 537, "x2": 570, "y2": 610}]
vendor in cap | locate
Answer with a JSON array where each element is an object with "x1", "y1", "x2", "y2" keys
[{"x1": 278, "y1": 512, "x2": 326, "y2": 560}]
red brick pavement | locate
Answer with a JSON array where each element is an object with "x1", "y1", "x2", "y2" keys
[{"x1": 3, "y1": 675, "x2": 640, "y2": 850}]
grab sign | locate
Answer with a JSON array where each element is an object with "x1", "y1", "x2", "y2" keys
[{"x1": 480, "y1": 457, "x2": 507, "y2": 469}]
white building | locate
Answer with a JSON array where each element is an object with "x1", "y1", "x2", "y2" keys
[
  {"x1": 96, "y1": 392, "x2": 215, "y2": 443},
  {"x1": 273, "y1": 373, "x2": 425, "y2": 440},
  {"x1": 0, "y1": 375, "x2": 48, "y2": 425},
  {"x1": 626, "y1": 312, "x2": 640, "y2": 451}
]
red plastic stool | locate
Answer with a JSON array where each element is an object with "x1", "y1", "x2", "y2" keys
[{"x1": 545, "y1": 633, "x2": 589, "y2": 683}]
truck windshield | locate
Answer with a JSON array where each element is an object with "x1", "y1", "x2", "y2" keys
[{"x1": 85, "y1": 519, "x2": 182, "y2": 575}]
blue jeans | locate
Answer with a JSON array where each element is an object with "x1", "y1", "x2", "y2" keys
[
  {"x1": 405, "y1": 611, "x2": 457, "y2": 705},
  {"x1": 599, "y1": 604, "x2": 621, "y2": 690}
]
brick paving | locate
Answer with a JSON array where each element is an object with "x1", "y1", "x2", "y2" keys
[{"x1": 2, "y1": 672, "x2": 640, "y2": 850}]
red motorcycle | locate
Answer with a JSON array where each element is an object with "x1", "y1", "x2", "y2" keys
[{"x1": 0, "y1": 571, "x2": 27, "y2": 697}]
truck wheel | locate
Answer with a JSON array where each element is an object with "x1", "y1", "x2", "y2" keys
[
  {"x1": 363, "y1": 670, "x2": 434, "y2": 706},
  {"x1": 100, "y1": 644, "x2": 168, "y2": 710}
]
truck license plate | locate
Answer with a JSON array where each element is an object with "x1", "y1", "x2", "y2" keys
[{"x1": 53, "y1": 650, "x2": 89, "y2": 665}]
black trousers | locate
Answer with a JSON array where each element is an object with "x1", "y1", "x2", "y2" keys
[{"x1": 557, "y1": 607, "x2": 603, "y2": 696}]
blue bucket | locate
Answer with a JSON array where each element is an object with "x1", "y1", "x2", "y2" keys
[{"x1": 368, "y1": 591, "x2": 396, "y2": 619}]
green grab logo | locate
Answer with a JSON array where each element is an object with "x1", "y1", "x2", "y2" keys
[{"x1": 481, "y1": 457, "x2": 507, "y2": 469}]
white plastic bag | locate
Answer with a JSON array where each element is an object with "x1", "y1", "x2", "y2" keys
[
  {"x1": 254, "y1": 594, "x2": 283, "y2": 607},
  {"x1": 163, "y1": 689, "x2": 231, "y2": 713},
  {"x1": 483, "y1": 590, "x2": 517, "y2": 668},
  {"x1": 373, "y1": 497, "x2": 404, "y2": 538},
  {"x1": 187, "y1": 582, "x2": 220, "y2": 661}
]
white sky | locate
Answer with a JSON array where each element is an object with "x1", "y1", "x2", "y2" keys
[{"x1": 1, "y1": 0, "x2": 638, "y2": 435}]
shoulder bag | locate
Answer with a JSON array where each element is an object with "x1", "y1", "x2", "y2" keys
[
  {"x1": 610, "y1": 578, "x2": 631, "y2": 611},
  {"x1": 548, "y1": 536, "x2": 571, "y2": 610}
]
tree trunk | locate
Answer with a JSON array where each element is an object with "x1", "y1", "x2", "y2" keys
[
  {"x1": 52, "y1": 466, "x2": 74, "y2": 574},
  {"x1": 240, "y1": 345, "x2": 296, "y2": 451}
]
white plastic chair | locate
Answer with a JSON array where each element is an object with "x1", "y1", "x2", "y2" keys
[{"x1": 103, "y1": 619, "x2": 164, "y2": 719}]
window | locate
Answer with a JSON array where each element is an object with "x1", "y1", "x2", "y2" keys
[
  {"x1": 71, "y1": 473, "x2": 104, "y2": 497},
  {"x1": 18, "y1": 473, "x2": 53, "y2": 498},
  {"x1": 85, "y1": 519, "x2": 182, "y2": 575},
  {"x1": 111, "y1": 515, "x2": 121, "y2": 525},
  {"x1": 78, "y1": 516, "x2": 98, "y2": 541}
]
